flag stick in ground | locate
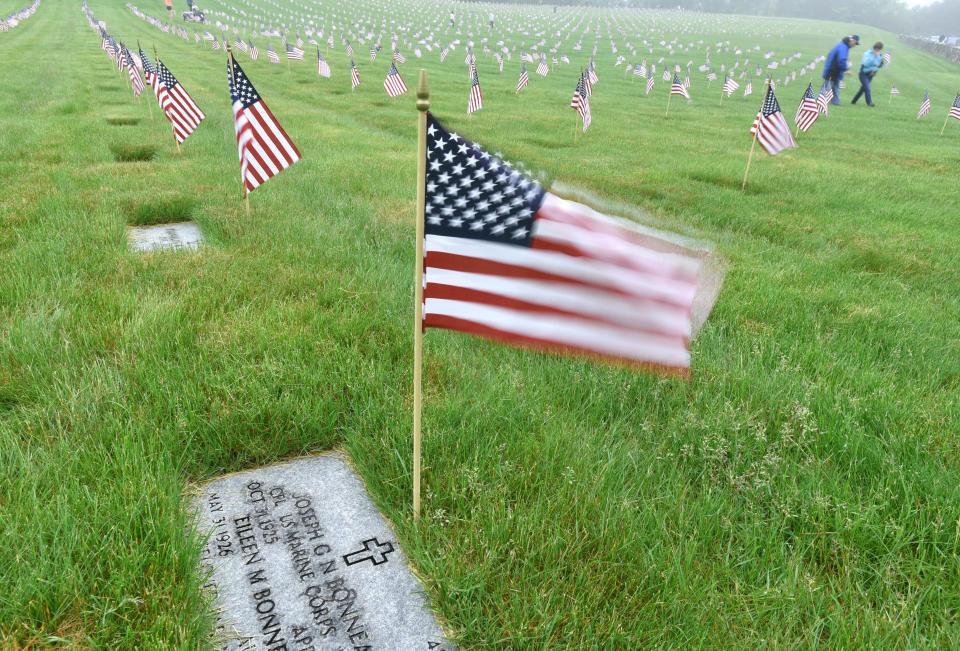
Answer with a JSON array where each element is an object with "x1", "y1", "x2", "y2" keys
[
  {"x1": 413, "y1": 69, "x2": 429, "y2": 521},
  {"x1": 940, "y1": 91, "x2": 957, "y2": 135},
  {"x1": 742, "y1": 137, "x2": 757, "y2": 190},
  {"x1": 666, "y1": 89, "x2": 673, "y2": 117}
]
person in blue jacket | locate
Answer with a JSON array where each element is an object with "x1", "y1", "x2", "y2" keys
[
  {"x1": 822, "y1": 35, "x2": 859, "y2": 105},
  {"x1": 851, "y1": 42, "x2": 885, "y2": 106}
]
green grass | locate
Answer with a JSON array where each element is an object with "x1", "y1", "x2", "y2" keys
[{"x1": 2, "y1": 0, "x2": 960, "y2": 648}]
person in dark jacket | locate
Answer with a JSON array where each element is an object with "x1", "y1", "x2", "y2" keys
[{"x1": 822, "y1": 35, "x2": 859, "y2": 105}]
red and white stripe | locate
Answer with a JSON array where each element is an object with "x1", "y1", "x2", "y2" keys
[
  {"x1": 383, "y1": 64, "x2": 407, "y2": 97},
  {"x1": 423, "y1": 194, "x2": 703, "y2": 373},
  {"x1": 756, "y1": 109, "x2": 796, "y2": 155},
  {"x1": 233, "y1": 98, "x2": 300, "y2": 195}
]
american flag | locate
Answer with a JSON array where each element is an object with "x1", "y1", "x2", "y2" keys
[
  {"x1": 570, "y1": 72, "x2": 591, "y2": 132},
  {"x1": 536, "y1": 56, "x2": 549, "y2": 77},
  {"x1": 890, "y1": 84, "x2": 899, "y2": 96},
  {"x1": 383, "y1": 62, "x2": 407, "y2": 97},
  {"x1": 753, "y1": 84, "x2": 797, "y2": 155},
  {"x1": 317, "y1": 49, "x2": 330, "y2": 78},
  {"x1": 439, "y1": 46, "x2": 448, "y2": 63},
  {"x1": 248, "y1": 40, "x2": 259, "y2": 61},
  {"x1": 794, "y1": 83, "x2": 819, "y2": 132},
  {"x1": 517, "y1": 63, "x2": 529, "y2": 92},
  {"x1": 228, "y1": 56, "x2": 300, "y2": 195},
  {"x1": 267, "y1": 43, "x2": 280, "y2": 63},
  {"x1": 157, "y1": 59, "x2": 205, "y2": 144},
  {"x1": 882, "y1": 51, "x2": 891, "y2": 66},
  {"x1": 949, "y1": 92, "x2": 960, "y2": 121},
  {"x1": 468, "y1": 64, "x2": 483, "y2": 114},
  {"x1": 817, "y1": 83, "x2": 833, "y2": 114},
  {"x1": 346, "y1": 42, "x2": 354, "y2": 56},
  {"x1": 234, "y1": 37, "x2": 248, "y2": 54},
  {"x1": 350, "y1": 58, "x2": 360, "y2": 89},
  {"x1": 588, "y1": 60, "x2": 598, "y2": 84},
  {"x1": 637, "y1": 60, "x2": 647, "y2": 78},
  {"x1": 124, "y1": 47, "x2": 144, "y2": 98},
  {"x1": 744, "y1": 78, "x2": 753, "y2": 97},
  {"x1": 917, "y1": 90, "x2": 930, "y2": 119},
  {"x1": 393, "y1": 48, "x2": 406, "y2": 63},
  {"x1": 370, "y1": 45, "x2": 378, "y2": 62},
  {"x1": 722, "y1": 75, "x2": 739, "y2": 96},
  {"x1": 671, "y1": 73, "x2": 690, "y2": 99},
  {"x1": 662, "y1": 68, "x2": 671, "y2": 81},
  {"x1": 646, "y1": 75, "x2": 655, "y2": 95},
  {"x1": 422, "y1": 114, "x2": 709, "y2": 374},
  {"x1": 286, "y1": 44, "x2": 304, "y2": 61},
  {"x1": 139, "y1": 47, "x2": 164, "y2": 108},
  {"x1": 706, "y1": 69, "x2": 717, "y2": 82}
]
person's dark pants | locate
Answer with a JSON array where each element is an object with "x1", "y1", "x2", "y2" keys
[{"x1": 852, "y1": 70, "x2": 874, "y2": 105}]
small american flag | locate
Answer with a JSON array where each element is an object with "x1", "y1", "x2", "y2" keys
[
  {"x1": 467, "y1": 64, "x2": 483, "y2": 114},
  {"x1": 817, "y1": 83, "x2": 833, "y2": 114},
  {"x1": 637, "y1": 60, "x2": 647, "y2": 78},
  {"x1": 317, "y1": 49, "x2": 330, "y2": 78},
  {"x1": 383, "y1": 62, "x2": 407, "y2": 97},
  {"x1": 234, "y1": 37, "x2": 248, "y2": 54},
  {"x1": 722, "y1": 75, "x2": 739, "y2": 96},
  {"x1": 671, "y1": 73, "x2": 690, "y2": 99},
  {"x1": 646, "y1": 75, "x2": 655, "y2": 95},
  {"x1": 949, "y1": 92, "x2": 960, "y2": 121},
  {"x1": 890, "y1": 84, "x2": 899, "y2": 96},
  {"x1": 753, "y1": 84, "x2": 797, "y2": 155},
  {"x1": 917, "y1": 90, "x2": 930, "y2": 119},
  {"x1": 393, "y1": 48, "x2": 406, "y2": 63},
  {"x1": 248, "y1": 41, "x2": 259, "y2": 61},
  {"x1": 706, "y1": 69, "x2": 718, "y2": 82},
  {"x1": 517, "y1": 63, "x2": 529, "y2": 92},
  {"x1": 123, "y1": 47, "x2": 144, "y2": 98},
  {"x1": 157, "y1": 59, "x2": 205, "y2": 144},
  {"x1": 536, "y1": 56, "x2": 549, "y2": 77},
  {"x1": 882, "y1": 51, "x2": 891, "y2": 66},
  {"x1": 350, "y1": 58, "x2": 360, "y2": 89},
  {"x1": 794, "y1": 83, "x2": 819, "y2": 132},
  {"x1": 570, "y1": 73, "x2": 591, "y2": 132},
  {"x1": 370, "y1": 45, "x2": 377, "y2": 62},
  {"x1": 228, "y1": 56, "x2": 300, "y2": 195},
  {"x1": 346, "y1": 42, "x2": 354, "y2": 56},
  {"x1": 267, "y1": 43, "x2": 280, "y2": 63},
  {"x1": 744, "y1": 78, "x2": 753, "y2": 97},
  {"x1": 421, "y1": 114, "x2": 712, "y2": 374},
  {"x1": 286, "y1": 44, "x2": 304, "y2": 61}
]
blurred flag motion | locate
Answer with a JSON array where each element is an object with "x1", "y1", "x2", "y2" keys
[{"x1": 421, "y1": 113, "x2": 721, "y2": 375}]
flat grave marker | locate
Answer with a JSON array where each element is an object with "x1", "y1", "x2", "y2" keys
[
  {"x1": 129, "y1": 222, "x2": 203, "y2": 252},
  {"x1": 193, "y1": 453, "x2": 453, "y2": 651}
]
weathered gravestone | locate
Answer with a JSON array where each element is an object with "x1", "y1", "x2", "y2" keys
[
  {"x1": 194, "y1": 453, "x2": 454, "y2": 651},
  {"x1": 129, "y1": 222, "x2": 203, "y2": 252}
]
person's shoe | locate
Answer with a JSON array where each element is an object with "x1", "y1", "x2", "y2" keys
[
  {"x1": 851, "y1": 99, "x2": 857, "y2": 104},
  {"x1": 867, "y1": 103, "x2": 875, "y2": 107}
]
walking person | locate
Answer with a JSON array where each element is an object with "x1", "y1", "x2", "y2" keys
[
  {"x1": 822, "y1": 35, "x2": 859, "y2": 105},
  {"x1": 851, "y1": 42, "x2": 885, "y2": 106}
]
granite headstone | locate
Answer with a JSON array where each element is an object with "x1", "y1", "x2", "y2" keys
[{"x1": 193, "y1": 453, "x2": 453, "y2": 650}]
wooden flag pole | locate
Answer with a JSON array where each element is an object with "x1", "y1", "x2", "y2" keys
[
  {"x1": 940, "y1": 93, "x2": 956, "y2": 135},
  {"x1": 742, "y1": 137, "x2": 757, "y2": 190},
  {"x1": 413, "y1": 69, "x2": 429, "y2": 522},
  {"x1": 665, "y1": 89, "x2": 672, "y2": 117}
]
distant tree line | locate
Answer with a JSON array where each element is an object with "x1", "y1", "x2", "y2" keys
[{"x1": 463, "y1": 0, "x2": 959, "y2": 36}]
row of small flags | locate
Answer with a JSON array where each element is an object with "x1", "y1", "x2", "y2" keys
[{"x1": 0, "y1": 0, "x2": 40, "y2": 32}]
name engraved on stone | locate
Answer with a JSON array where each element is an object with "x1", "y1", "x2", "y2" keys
[{"x1": 194, "y1": 453, "x2": 454, "y2": 650}]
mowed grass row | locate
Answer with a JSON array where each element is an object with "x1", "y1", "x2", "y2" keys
[{"x1": 2, "y1": 0, "x2": 960, "y2": 647}]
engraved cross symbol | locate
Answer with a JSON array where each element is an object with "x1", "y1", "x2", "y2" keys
[{"x1": 342, "y1": 538, "x2": 395, "y2": 567}]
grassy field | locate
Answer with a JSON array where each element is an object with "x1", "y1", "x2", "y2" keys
[{"x1": 2, "y1": 0, "x2": 960, "y2": 647}]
